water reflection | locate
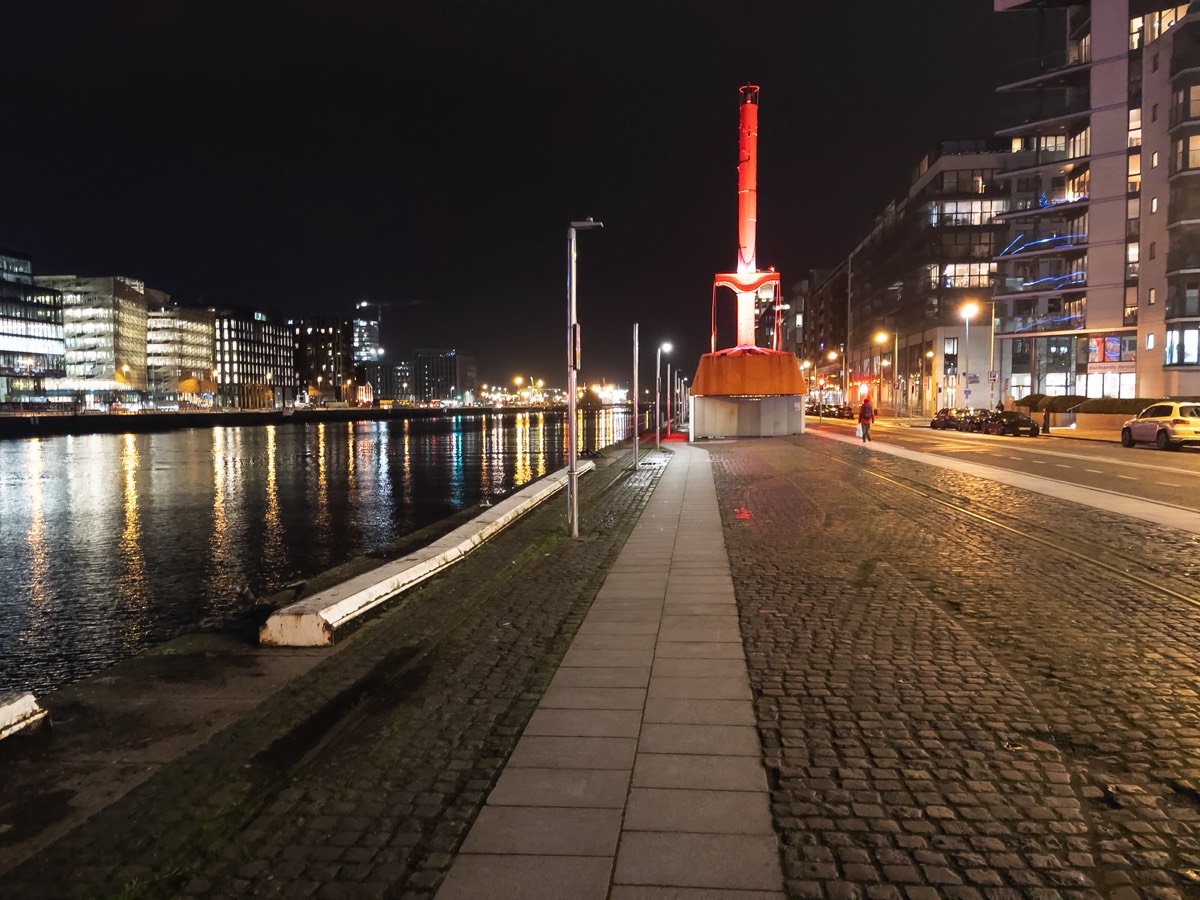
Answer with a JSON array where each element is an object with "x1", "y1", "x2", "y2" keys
[
  {"x1": 0, "y1": 409, "x2": 627, "y2": 694},
  {"x1": 118, "y1": 433, "x2": 149, "y2": 632},
  {"x1": 25, "y1": 440, "x2": 49, "y2": 609},
  {"x1": 263, "y1": 425, "x2": 285, "y2": 576}
]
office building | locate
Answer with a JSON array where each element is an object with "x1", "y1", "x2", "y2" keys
[
  {"x1": 413, "y1": 348, "x2": 460, "y2": 404},
  {"x1": 35, "y1": 275, "x2": 149, "y2": 401},
  {"x1": 0, "y1": 249, "x2": 64, "y2": 403},
  {"x1": 213, "y1": 308, "x2": 294, "y2": 408},
  {"x1": 147, "y1": 298, "x2": 216, "y2": 405}
]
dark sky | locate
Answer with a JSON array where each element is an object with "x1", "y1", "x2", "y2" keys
[{"x1": 3, "y1": 1, "x2": 1034, "y2": 389}]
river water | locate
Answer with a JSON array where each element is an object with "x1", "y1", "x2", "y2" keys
[{"x1": 0, "y1": 409, "x2": 630, "y2": 695}]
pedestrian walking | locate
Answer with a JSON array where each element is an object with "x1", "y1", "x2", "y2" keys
[
  {"x1": 857, "y1": 397, "x2": 875, "y2": 443},
  {"x1": 996, "y1": 399, "x2": 1005, "y2": 413},
  {"x1": 1042, "y1": 405, "x2": 1050, "y2": 435}
]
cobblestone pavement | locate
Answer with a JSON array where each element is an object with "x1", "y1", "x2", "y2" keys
[
  {"x1": 1, "y1": 449, "x2": 666, "y2": 899},
  {"x1": 709, "y1": 436, "x2": 1200, "y2": 899}
]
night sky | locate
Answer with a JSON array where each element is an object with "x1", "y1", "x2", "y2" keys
[{"x1": 3, "y1": 1, "x2": 1033, "y2": 389}]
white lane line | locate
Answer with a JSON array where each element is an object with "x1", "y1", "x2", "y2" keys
[
  {"x1": 1117, "y1": 475, "x2": 1136, "y2": 480},
  {"x1": 1085, "y1": 469, "x2": 1103, "y2": 474},
  {"x1": 1032, "y1": 460, "x2": 1045, "y2": 464},
  {"x1": 1158, "y1": 482, "x2": 1182, "y2": 487},
  {"x1": 1056, "y1": 464, "x2": 1072, "y2": 469}
]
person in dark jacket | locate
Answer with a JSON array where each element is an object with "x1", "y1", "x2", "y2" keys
[{"x1": 858, "y1": 397, "x2": 875, "y2": 442}]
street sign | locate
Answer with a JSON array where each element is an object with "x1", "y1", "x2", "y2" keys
[
  {"x1": 964, "y1": 389, "x2": 972, "y2": 398},
  {"x1": 988, "y1": 370, "x2": 998, "y2": 383}
]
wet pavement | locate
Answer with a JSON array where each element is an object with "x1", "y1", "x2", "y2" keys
[{"x1": 4, "y1": 430, "x2": 1200, "y2": 898}]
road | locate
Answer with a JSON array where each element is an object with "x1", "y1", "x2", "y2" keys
[{"x1": 809, "y1": 417, "x2": 1200, "y2": 513}]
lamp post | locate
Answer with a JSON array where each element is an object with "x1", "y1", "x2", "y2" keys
[
  {"x1": 566, "y1": 217, "x2": 604, "y2": 539},
  {"x1": 925, "y1": 349, "x2": 934, "y2": 417},
  {"x1": 874, "y1": 330, "x2": 900, "y2": 414},
  {"x1": 655, "y1": 342, "x2": 672, "y2": 449},
  {"x1": 632, "y1": 323, "x2": 640, "y2": 470},
  {"x1": 961, "y1": 302, "x2": 978, "y2": 407},
  {"x1": 266, "y1": 371, "x2": 273, "y2": 410}
]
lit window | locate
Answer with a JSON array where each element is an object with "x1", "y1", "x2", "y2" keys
[
  {"x1": 1152, "y1": 197, "x2": 1159, "y2": 213},
  {"x1": 1148, "y1": 333, "x2": 1155, "y2": 350}
]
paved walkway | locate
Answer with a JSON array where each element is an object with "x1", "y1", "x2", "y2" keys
[{"x1": 437, "y1": 444, "x2": 784, "y2": 899}]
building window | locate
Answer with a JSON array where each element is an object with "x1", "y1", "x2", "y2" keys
[
  {"x1": 1153, "y1": 150, "x2": 1160, "y2": 168},
  {"x1": 1153, "y1": 103, "x2": 1159, "y2": 122},
  {"x1": 1150, "y1": 242, "x2": 1157, "y2": 260},
  {"x1": 1129, "y1": 153, "x2": 1142, "y2": 192},
  {"x1": 1148, "y1": 333, "x2": 1155, "y2": 350},
  {"x1": 1152, "y1": 196, "x2": 1159, "y2": 213},
  {"x1": 1150, "y1": 287, "x2": 1157, "y2": 304},
  {"x1": 1129, "y1": 108, "x2": 1142, "y2": 147}
]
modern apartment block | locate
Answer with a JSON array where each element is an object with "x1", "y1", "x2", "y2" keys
[
  {"x1": 290, "y1": 317, "x2": 355, "y2": 402},
  {"x1": 213, "y1": 308, "x2": 294, "y2": 409},
  {"x1": 805, "y1": 141, "x2": 1031, "y2": 415},
  {"x1": 994, "y1": 1, "x2": 1195, "y2": 399},
  {"x1": 34, "y1": 275, "x2": 149, "y2": 397},
  {"x1": 0, "y1": 248, "x2": 64, "y2": 403}
]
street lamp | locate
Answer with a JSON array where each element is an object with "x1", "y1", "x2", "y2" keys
[
  {"x1": 961, "y1": 302, "x2": 979, "y2": 407},
  {"x1": 566, "y1": 217, "x2": 604, "y2": 539},
  {"x1": 655, "y1": 342, "x2": 672, "y2": 449},
  {"x1": 925, "y1": 349, "x2": 934, "y2": 416}
]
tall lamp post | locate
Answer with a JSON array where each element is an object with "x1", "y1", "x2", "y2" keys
[
  {"x1": 874, "y1": 331, "x2": 897, "y2": 413},
  {"x1": 961, "y1": 302, "x2": 978, "y2": 408},
  {"x1": 566, "y1": 217, "x2": 603, "y2": 539},
  {"x1": 925, "y1": 349, "x2": 934, "y2": 416},
  {"x1": 655, "y1": 342, "x2": 672, "y2": 449}
]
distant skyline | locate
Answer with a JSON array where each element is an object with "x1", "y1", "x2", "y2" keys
[{"x1": 3, "y1": 1, "x2": 1035, "y2": 387}]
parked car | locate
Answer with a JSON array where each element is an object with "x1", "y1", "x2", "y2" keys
[
  {"x1": 1120, "y1": 401, "x2": 1200, "y2": 450},
  {"x1": 960, "y1": 409, "x2": 996, "y2": 433},
  {"x1": 985, "y1": 411, "x2": 1040, "y2": 437},
  {"x1": 930, "y1": 407, "x2": 970, "y2": 430}
]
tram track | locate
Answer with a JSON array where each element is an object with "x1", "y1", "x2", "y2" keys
[{"x1": 811, "y1": 442, "x2": 1200, "y2": 614}]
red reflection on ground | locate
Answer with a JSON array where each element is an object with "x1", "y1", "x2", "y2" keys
[{"x1": 734, "y1": 507, "x2": 752, "y2": 520}]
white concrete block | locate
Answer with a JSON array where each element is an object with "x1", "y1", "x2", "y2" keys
[
  {"x1": 260, "y1": 462, "x2": 594, "y2": 646},
  {"x1": 0, "y1": 692, "x2": 47, "y2": 740}
]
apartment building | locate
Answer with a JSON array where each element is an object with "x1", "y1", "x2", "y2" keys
[
  {"x1": 808, "y1": 141, "x2": 1031, "y2": 415},
  {"x1": 994, "y1": 1, "x2": 1195, "y2": 399}
]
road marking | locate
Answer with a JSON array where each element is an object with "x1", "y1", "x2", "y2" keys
[
  {"x1": 1117, "y1": 475, "x2": 1136, "y2": 480},
  {"x1": 1085, "y1": 469, "x2": 1103, "y2": 474},
  {"x1": 1032, "y1": 460, "x2": 1045, "y2": 464},
  {"x1": 1158, "y1": 482, "x2": 1182, "y2": 487},
  {"x1": 1056, "y1": 464, "x2": 1072, "y2": 469}
]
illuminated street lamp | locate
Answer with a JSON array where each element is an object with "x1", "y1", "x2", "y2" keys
[
  {"x1": 655, "y1": 341, "x2": 672, "y2": 449},
  {"x1": 961, "y1": 302, "x2": 979, "y2": 407},
  {"x1": 566, "y1": 217, "x2": 604, "y2": 539}
]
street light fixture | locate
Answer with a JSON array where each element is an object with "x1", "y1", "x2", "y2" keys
[
  {"x1": 656, "y1": 342, "x2": 672, "y2": 449},
  {"x1": 961, "y1": 302, "x2": 979, "y2": 407},
  {"x1": 566, "y1": 217, "x2": 604, "y2": 539}
]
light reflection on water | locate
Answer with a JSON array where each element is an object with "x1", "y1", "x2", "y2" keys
[{"x1": 0, "y1": 409, "x2": 628, "y2": 695}]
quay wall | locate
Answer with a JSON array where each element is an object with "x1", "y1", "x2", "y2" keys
[{"x1": 0, "y1": 406, "x2": 579, "y2": 440}]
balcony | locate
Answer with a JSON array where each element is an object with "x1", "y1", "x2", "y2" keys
[
  {"x1": 996, "y1": 231, "x2": 1088, "y2": 259},
  {"x1": 994, "y1": 272, "x2": 1087, "y2": 298}
]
